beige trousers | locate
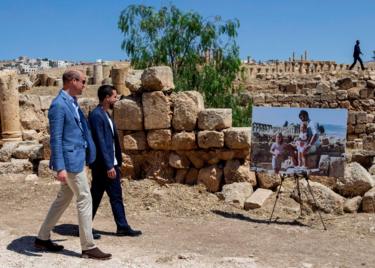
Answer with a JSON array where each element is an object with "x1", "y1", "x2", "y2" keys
[{"x1": 37, "y1": 169, "x2": 95, "y2": 251}]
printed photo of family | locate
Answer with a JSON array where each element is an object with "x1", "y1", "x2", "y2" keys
[{"x1": 250, "y1": 107, "x2": 347, "y2": 178}]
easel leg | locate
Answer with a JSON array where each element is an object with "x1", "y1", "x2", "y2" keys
[
  {"x1": 304, "y1": 176, "x2": 327, "y2": 230},
  {"x1": 268, "y1": 174, "x2": 284, "y2": 224}
]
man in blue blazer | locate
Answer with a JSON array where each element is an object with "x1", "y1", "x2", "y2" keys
[
  {"x1": 89, "y1": 85, "x2": 141, "y2": 237},
  {"x1": 35, "y1": 70, "x2": 111, "y2": 260}
]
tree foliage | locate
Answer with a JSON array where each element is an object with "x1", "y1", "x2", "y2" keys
[{"x1": 118, "y1": 4, "x2": 251, "y2": 126}]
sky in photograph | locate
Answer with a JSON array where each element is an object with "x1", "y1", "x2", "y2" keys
[
  {"x1": 252, "y1": 107, "x2": 348, "y2": 128},
  {"x1": 1, "y1": 0, "x2": 374, "y2": 63}
]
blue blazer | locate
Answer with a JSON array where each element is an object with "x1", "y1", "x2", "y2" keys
[
  {"x1": 48, "y1": 90, "x2": 96, "y2": 173},
  {"x1": 88, "y1": 106, "x2": 122, "y2": 171}
]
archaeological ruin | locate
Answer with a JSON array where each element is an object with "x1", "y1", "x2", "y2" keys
[{"x1": 1, "y1": 60, "x2": 375, "y2": 215}]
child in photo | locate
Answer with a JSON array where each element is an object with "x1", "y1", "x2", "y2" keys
[
  {"x1": 296, "y1": 121, "x2": 308, "y2": 168},
  {"x1": 270, "y1": 133, "x2": 286, "y2": 174}
]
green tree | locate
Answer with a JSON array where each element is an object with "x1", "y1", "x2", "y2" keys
[{"x1": 118, "y1": 4, "x2": 251, "y2": 126}]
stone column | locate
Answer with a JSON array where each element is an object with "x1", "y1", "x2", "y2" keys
[
  {"x1": 112, "y1": 67, "x2": 130, "y2": 96},
  {"x1": 102, "y1": 63, "x2": 111, "y2": 79},
  {"x1": 93, "y1": 64, "x2": 103, "y2": 85},
  {"x1": 0, "y1": 75, "x2": 22, "y2": 142}
]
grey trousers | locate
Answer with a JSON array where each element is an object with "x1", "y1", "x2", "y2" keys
[{"x1": 37, "y1": 169, "x2": 95, "y2": 251}]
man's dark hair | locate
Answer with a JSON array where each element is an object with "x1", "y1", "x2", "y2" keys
[
  {"x1": 98, "y1": 84, "x2": 116, "y2": 102},
  {"x1": 62, "y1": 70, "x2": 80, "y2": 84},
  {"x1": 299, "y1": 110, "x2": 309, "y2": 119}
]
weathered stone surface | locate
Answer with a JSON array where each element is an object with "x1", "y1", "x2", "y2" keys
[
  {"x1": 224, "y1": 128, "x2": 251, "y2": 149},
  {"x1": 218, "y1": 182, "x2": 253, "y2": 209},
  {"x1": 41, "y1": 135, "x2": 50, "y2": 160},
  {"x1": 336, "y1": 162, "x2": 375, "y2": 197},
  {"x1": 292, "y1": 180, "x2": 345, "y2": 214},
  {"x1": 185, "y1": 168, "x2": 199, "y2": 185},
  {"x1": 114, "y1": 98, "x2": 143, "y2": 130},
  {"x1": 316, "y1": 81, "x2": 330, "y2": 93},
  {"x1": 197, "y1": 165, "x2": 223, "y2": 192},
  {"x1": 125, "y1": 69, "x2": 143, "y2": 93},
  {"x1": 143, "y1": 91, "x2": 171, "y2": 129},
  {"x1": 367, "y1": 80, "x2": 375, "y2": 89},
  {"x1": 78, "y1": 98, "x2": 97, "y2": 118},
  {"x1": 39, "y1": 95, "x2": 54, "y2": 110},
  {"x1": 198, "y1": 109, "x2": 232, "y2": 130},
  {"x1": 123, "y1": 131, "x2": 147, "y2": 150},
  {"x1": 185, "y1": 151, "x2": 205, "y2": 169},
  {"x1": 175, "y1": 169, "x2": 188, "y2": 183},
  {"x1": 22, "y1": 130, "x2": 38, "y2": 141},
  {"x1": 329, "y1": 157, "x2": 345, "y2": 178},
  {"x1": 19, "y1": 104, "x2": 48, "y2": 131},
  {"x1": 171, "y1": 132, "x2": 196, "y2": 150},
  {"x1": 12, "y1": 142, "x2": 43, "y2": 160},
  {"x1": 336, "y1": 77, "x2": 353, "y2": 90},
  {"x1": 0, "y1": 142, "x2": 19, "y2": 162},
  {"x1": 141, "y1": 66, "x2": 175, "y2": 91},
  {"x1": 244, "y1": 188, "x2": 273, "y2": 210},
  {"x1": 169, "y1": 152, "x2": 190, "y2": 169},
  {"x1": 362, "y1": 187, "x2": 375, "y2": 213},
  {"x1": 344, "y1": 196, "x2": 362, "y2": 213},
  {"x1": 197, "y1": 131, "x2": 224, "y2": 149},
  {"x1": 256, "y1": 172, "x2": 280, "y2": 189},
  {"x1": 318, "y1": 155, "x2": 330, "y2": 174},
  {"x1": 147, "y1": 129, "x2": 171, "y2": 150},
  {"x1": 38, "y1": 160, "x2": 55, "y2": 179},
  {"x1": 172, "y1": 91, "x2": 204, "y2": 131},
  {"x1": 0, "y1": 159, "x2": 33, "y2": 175},
  {"x1": 224, "y1": 160, "x2": 256, "y2": 186}
]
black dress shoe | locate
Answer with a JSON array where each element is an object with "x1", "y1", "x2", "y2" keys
[
  {"x1": 93, "y1": 232, "x2": 101, "y2": 240},
  {"x1": 34, "y1": 237, "x2": 64, "y2": 252},
  {"x1": 116, "y1": 227, "x2": 142, "y2": 237}
]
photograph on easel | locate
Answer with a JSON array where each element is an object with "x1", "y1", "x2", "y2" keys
[{"x1": 250, "y1": 107, "x2": 348, "y2": 178}]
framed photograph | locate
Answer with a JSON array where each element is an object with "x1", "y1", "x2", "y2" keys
[{"x1": 250, "y1": 107, "x2": 347, "y2": 178}]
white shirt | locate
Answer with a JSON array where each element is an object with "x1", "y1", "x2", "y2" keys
[{"x1": 105, "y1": 112, "x2": 118, "y2": 166}]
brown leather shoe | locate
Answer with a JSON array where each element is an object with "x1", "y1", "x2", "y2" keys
[
  {"x1": 81, "y1": 247, "x2": 111, "y2": 260},
  {"x1": 34, "y1": 238, "x2": 64, "y2": 252}
]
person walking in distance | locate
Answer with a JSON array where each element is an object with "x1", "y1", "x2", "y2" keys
[
  {"x1": 34, "y1": 70, "x2": 111, "y2": 260},
  {"x1": 89, "y1": 85, "x2": 142, "y2": 237},
  {"x1": 349, "y1": 40, "x2": 365, "y2": 70}
]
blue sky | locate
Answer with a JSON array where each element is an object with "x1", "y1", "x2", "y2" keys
[
  {"x1": 1, "y1": 0, "x2": 374, "y2": 63},
  {"x1": 252, "y1": 107, "x2": 348, "y2": 127}
]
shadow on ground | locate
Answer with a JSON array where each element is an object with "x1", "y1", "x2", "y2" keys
[
  {"x1": 211, "y1": 210, "x2": 308, "y2": 227},
  {"x1": 53, "y1": 223, "x2": 116, "y2": 237},
  {"x1": 7, "y1": 235, "x2": 80, "y2": 257}
]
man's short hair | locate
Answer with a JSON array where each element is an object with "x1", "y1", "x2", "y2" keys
[
  {"x1": 62, "y1": 70, "x2": 81, "y2": 84},
  {"x1": 299, "y1": 110, "x2": 309, "y2": 119},
  {"x1": 98, "y1": 85, "x2": 116, "y2": 102}
]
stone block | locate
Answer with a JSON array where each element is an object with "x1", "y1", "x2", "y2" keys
[
  {"x1": 141, "y1": 66, "x2": 175, "y2": 91},
  {"x1": 197, "y1": 165, "x2": 223, "y2": 192},
  {"x1": 344, "y1": 196, "x2": 362, "y2": 213},
  {"x1": 143, "y1": 91, "x2": 171, "y2": 129},
  {"x1": 125, "y1": 69, "x2": 143, "y2": 93},
  {"x1": 198, "y1": 109, "x2": 232, "y2": 130},
  {"x1": 12, "y1": 142, "x2": 43, "y2": 160},
  {"x1": 224, "y1": 160, "x2": 256, "y2": 186},
  {"x1": 171, "y1": 131, "x2": 196, "y2": 150},
  {"x1": 219, "y1": 182, "x2": 253, "y2": 209},
  {"x1": 172, "y1": 91, "x2": 204, "y2": 131},
  {"x1": 197, "y1": 130, "x2": 224, "y2": 149},
  {"x1": 0, "y1": 159, "x2": 33, "y2": 175},
  {"x1": 123, "y1": 131, "x2": 147, "y2": 151},
  {"x1": 38, "y1": 160, "x2": 55, "y2": 179},
  {"x1": 114, "y1": 98, "x2": 143, "y2": 130},
  {"x1": 147, "y1": 129, "x2": 171, "y2": 150},
  {"x1": 224, "y1": 127, "x2": 251, "y2": 149},
  {"x1": 244, "y1": 188, "x2": 273, "y2": 210},
  {"x1": 169, "y1": 152, "x2": 190, "y2": 169},
  {"x1": 328, "y1": 157, "x2": 345, "y2": 178},
  {"x1": 362, "y1": 187, "x2": 375, "y2": 213},
  {"x1": 0, "y1": 142, "x2": 19, "y2": 162}
]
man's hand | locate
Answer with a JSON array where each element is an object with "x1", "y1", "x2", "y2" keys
[
  {"x1": 107, "y1": 168, "x2": 116, "y2": 179},
  {"x1": 57, "y1": 170, "x2": 68, "y2": 183}
]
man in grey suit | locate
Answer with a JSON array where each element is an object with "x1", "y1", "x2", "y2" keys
[{"x1": 35, "y1": 70, "x2": 111, "y2": 260}]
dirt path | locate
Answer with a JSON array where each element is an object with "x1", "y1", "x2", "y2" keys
[{"x1": 0, "y1": 175, "x2": 374, "y2": 267}]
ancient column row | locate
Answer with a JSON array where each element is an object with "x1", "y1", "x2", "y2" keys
[{"x1": 0, "y1": 74, "x2": 22, "y2": 142}]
